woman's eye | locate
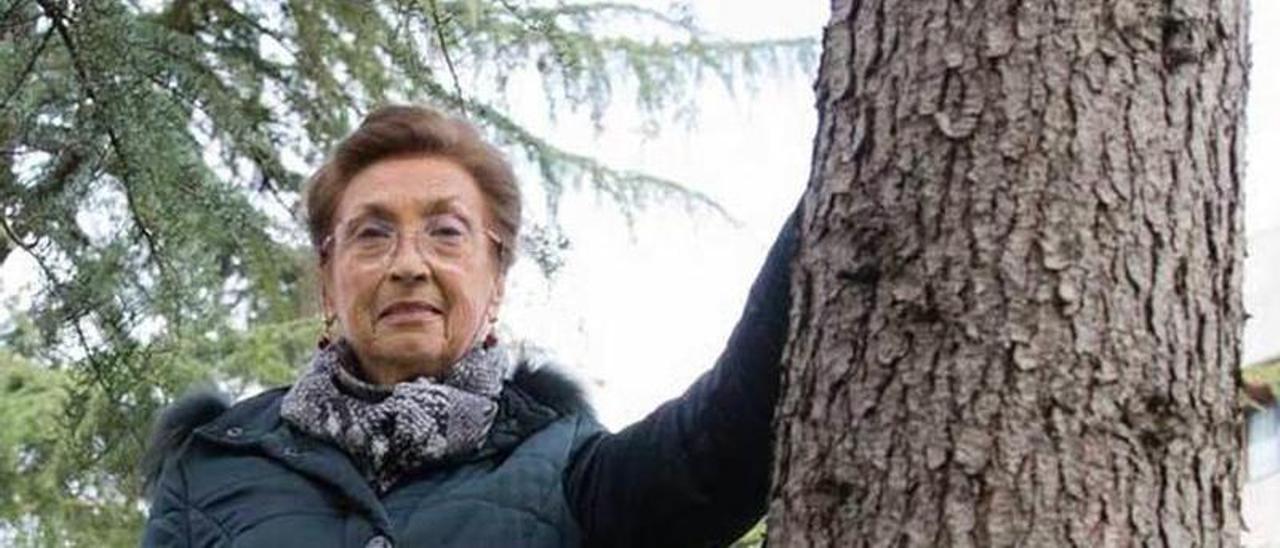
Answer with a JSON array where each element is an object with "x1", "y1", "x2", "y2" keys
[
  {"x1": 431, "y1": 226, "x2": 463, "y2": 238},
  {"x1": 355, "y1": 225, "x2": 393, "y2": 240},
  {"x1": 427, "y1": 218, "x2": 468, "y2": 240}
]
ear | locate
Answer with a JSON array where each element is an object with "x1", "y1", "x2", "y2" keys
[
  {"x1": 485, "y1": 273, "x2": 506, "y2": 324},
  {"x1": 318, "y1": 262, "x2": 336, "y2": 320}
]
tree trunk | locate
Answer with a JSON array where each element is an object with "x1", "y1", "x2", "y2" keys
[{"x1": 768, "y1": 1, "x2": 1248, "y2": 546}]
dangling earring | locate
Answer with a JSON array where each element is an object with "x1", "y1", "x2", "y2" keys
[
  {"x1": 317, "y1": 313, "x2": 337, "y2": 349},
  {"x1": 483, "y1": 316, "x2": 498, "y2": 349}
]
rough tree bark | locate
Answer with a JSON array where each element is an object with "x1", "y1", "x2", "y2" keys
[{"x1": 768, "y1": 0, "x2": 1248, "y2": 546}]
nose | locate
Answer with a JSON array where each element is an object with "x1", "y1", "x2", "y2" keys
[{"x1": 387, "y1": 232, "x2": 432, "y2": 283}]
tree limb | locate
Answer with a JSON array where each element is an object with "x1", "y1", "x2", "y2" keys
[
  {"x1": 36, "y1": 0, "x2": 172, "y2": 280},
  {"x1": 427, "y1": 0, "x2": 467, "y2": 111},
  {"x1": 0, "y1": 26, "x2": 54, "y2": 112}
]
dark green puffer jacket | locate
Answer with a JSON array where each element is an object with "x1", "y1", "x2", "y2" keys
[{"x1": 142, "y1": 210, "x2": 798, "y2": 547}]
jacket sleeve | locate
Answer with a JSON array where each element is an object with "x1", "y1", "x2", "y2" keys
[{"x1": 566, "y1": 204, "x2": 800, "y2": 547}]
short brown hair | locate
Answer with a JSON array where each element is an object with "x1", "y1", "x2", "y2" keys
[{"x1": 303, "y1": 104, "x2": 521, "y2": 272}]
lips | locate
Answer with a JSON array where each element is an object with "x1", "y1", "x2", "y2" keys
[{"x1": 379, "y1": 300, "x2": 443, "y2": 320}]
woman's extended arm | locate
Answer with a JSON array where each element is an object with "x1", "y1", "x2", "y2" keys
[{"x1": 566, "y1": 205, "x2": 800, "y2": 547}]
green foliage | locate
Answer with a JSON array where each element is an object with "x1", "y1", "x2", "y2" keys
[
  {"x1": 0, "y1": 350, "x2": 143, "y2": 546},
  {"x1": 731, "y1": 520, "x2": 766, "y2": 547},
  {"x1": 1243, "y1": 356, "x2": 1280, "y2": 404},
  {"x1": 0, "y1": 313, "x2": 319, "y2": 544},
  {"x1": 0, "y1": 0, "x2": 813, "y2": 543}
]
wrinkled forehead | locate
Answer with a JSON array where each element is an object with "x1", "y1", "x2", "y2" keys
[{"x1": 334, "y1": 156, "x2": 491, "y2": 225}]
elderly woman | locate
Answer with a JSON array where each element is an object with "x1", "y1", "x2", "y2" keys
[{"x1": 142, "y1": 105, "x2": 797, "y2": 547}]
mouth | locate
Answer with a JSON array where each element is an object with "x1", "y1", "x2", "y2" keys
[{"x1": 379, "y1": 300, "x2": 443, "y2": 321}]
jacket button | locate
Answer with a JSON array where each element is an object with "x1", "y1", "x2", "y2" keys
[{"x1": 365, "y1": 535, "x2": 392, "y2": 548}]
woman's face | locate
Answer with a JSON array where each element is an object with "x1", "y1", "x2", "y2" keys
[{"x1": 322, "y1": 155, "x2": 504, "y2": 384}]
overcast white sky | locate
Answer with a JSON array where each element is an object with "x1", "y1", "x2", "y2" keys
[
  {"x1": 1242, "y1": 2, "x2": 1280, "y2": 370},
  {"x1": 0, "y1": 2, "x2": 1274, "y2": 430},
  {"x1": 496, "y1": 2, "x2": 824, "y2": 427}
]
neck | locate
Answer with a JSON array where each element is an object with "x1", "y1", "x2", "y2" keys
[{"x1": 333, "y1": 341, "x2": 449, "y2": 386}]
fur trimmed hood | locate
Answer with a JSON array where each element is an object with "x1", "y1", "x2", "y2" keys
[{"x1": 141, "y1": 357, "x2": 592, "y2": 497}]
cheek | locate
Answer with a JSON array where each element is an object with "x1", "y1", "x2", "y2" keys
[
  {"x1": 330, "y1": 265, "x2": 380, "y2": 331},
  {"x1": 438, "y1": 270, "x2": 492, "y2": 338}
]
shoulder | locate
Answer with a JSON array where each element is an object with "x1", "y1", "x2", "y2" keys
[
  {"x1": 141, "y1": 387, "x2": 287, "y2": 497},
  {"x1": 485, "y1": 348, "x2": 602, "y2": 455},
  {"x1": 508, "y1": 358, "x2": 595, "y2": 418}
]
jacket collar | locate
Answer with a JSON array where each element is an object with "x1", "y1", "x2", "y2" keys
[
  {"x1": 491, "y1": 360, "x2": 594, "y2": 444},
  {"x1": 192, "y1": 359, "x2": 592, "y2": 448},
  {"x1": 182, "y1": 359, "x2": 593, "y2": 505}
]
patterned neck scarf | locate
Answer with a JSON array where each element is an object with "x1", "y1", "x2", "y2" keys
[{"x1": 280, "y1": 340, "x2": 508, "y2": 492}]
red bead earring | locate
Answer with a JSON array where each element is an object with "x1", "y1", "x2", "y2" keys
[
  {"x1": 483, "y1": 315, "x2": 499, "y2": 349},
  {"x1": 317, "y1": 314, "x2": 336, "y2": 349}
]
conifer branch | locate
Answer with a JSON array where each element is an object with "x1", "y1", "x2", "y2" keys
[
  {"x1": 456, "y1": 88, "x2": 735, "y2": 223},
  {"x1": 0, "y1": 26, "x2": 52, "y2": 112},
  {"x1": 2, "y1": 208, "x2": 145, "y2": 452},
  {"x1": 501, "y1": 1, "x2": 701, "y2": 35},
  {"x1": 208, "y1": 0, "x2": 289, "y2": 46},
  {"x1": 427, "y1": 0, "x2": 467, "y2": 110},
  {"x1": 0, "y1": 211, "x2": 36, "y2": 251},
  {"x1": 0, "y1": 0, "x2": 32, "y2": 29},
  {"x1": 37, "y1": 0, "x2": 173, "y2": 283}
]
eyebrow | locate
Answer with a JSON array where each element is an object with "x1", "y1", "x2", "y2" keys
[
  {"x1": 343, "y1": 198, "x2": 478, "y2": 228},
  {"x1": 421, "y1": 198, "x2": 474, "y2": 219},
  {"x1": 346, "y1": 203, "x2": 396, "y2": 222}
]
